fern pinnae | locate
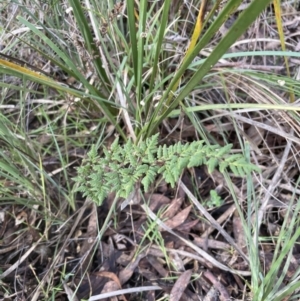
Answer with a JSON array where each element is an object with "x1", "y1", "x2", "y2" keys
[
  {"x1": 141, "y1": 166, "x2": 158, "y2": 192},
  {"x1": 229, "y1": 165, "x2": 239, "y2": 176},
  {"x1": 215, "y1": 144, "x2": 233, "y2": 157},
  {"x1": 187, "y1": 155, "x2": 203, "y2": 168},
  {"x1": 102, "y1": 146, "x2": 112, "y2": 162},
  {"x1": 162, "y1": 144, "x2": 168, "y2": 158},
  {"x1": 219, "y1": 161, "x2": 228, "y2": 173},
  {"x1": 178, "y1": 156, "x2": 189, "y2": 170},
  {"x1": 157, "y1": 144, "x2": 163, "y2": 158},
  {"x1": 162, "y1": 166, "x2": 176, "y2": 188},
  {"x1": 224, "y1": 153, "x2": 244, "y2": 162},
  {"x1": 146, "y1": 133, "x2": 159, "y2": 152},
  {"x1": 135, "y1": 164, "x2": 149, "y2": 178},
  {"x1": 175, "y1": 142, "x2": 183, "y2": 153},
  {"x1": 110, "y1": 135, "x2": 120, "y2": 151},
  {"x1": 207, "y1": 157, "x2": 219, "y2": 174}
]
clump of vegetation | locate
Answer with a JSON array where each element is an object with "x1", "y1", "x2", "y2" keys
[
  {"x1": 2, "y1": 0, "x2": 300, "y2": 300},
  {"x1": 74, "y1": 133, "x2": 259, "y2": 205},
  {"x1": 205, "y1": 190, "x2": 223, "y2": 208}
]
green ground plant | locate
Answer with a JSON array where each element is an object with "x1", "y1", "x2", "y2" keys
[{"x1": 74, "y1": 133, "x2": 259, "y2": 205}]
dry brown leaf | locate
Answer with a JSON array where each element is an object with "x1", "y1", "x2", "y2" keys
[
  {"x1": 232, "y1": 211, "x2": 246, "y2": 250},
  {"x1": 169, "y1": 269, "x2": 193, "y2": 301},
  {"x1": 144, "y1": 193, "x2": 171, "y2": 212},
  {"x1": 147, "y1": 255, "x2": 169, "y2": 277},
  {"x1": 203, "y1": 286, "x2": 219, "y2": 301},
  {"x1": 145, "y1": 290, "x2": 156, "y2": 301},
  {"x1": 76, "y1": 203, "x2": 98, "y2": 276},
  {"x1": 15, "y1": 210, "x2": 27, "y2": 225},
  {"x1": 246, "y1": 123, "x2": 265, "y2": 149},
  {"x1": 63, "y1": 282, "x2": 79, "y2": 301},
  {"x1": 169, "y1": 251, "x2": 185, "y2": 272},
  {"x1": 203, "y1": 271, "x2": 230, "y2": 301},
  {"x1": 161, "y1": 197, "x2": 183, "y2": 220},
  {"x1": 176, "y1": 219, "x2": 199, "y2": 232},
  {"x1": 118, "y1": 252, "x2": 146, "y2": 285},
  {"x1": 101, "y1": 280, "x2": 125, "y2": 301},
  {"x1": 162, "y1": 205, "x2": 192, "y2": 230},
  {"x1": 74, "y1": 272, "x2": 120, "y2": 300},
  {"x1": 95, "y1": 271, "x2": 122, "y2": 288}
]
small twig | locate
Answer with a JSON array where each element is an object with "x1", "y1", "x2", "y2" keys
[{"x1": 88, "y1": 286, "x2": 162, "y2": 301}]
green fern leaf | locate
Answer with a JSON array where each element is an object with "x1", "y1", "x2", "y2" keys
[
  {"x1": 112, "y1": 152, "x2": 123, "y2": 162},
  {"x1": 157, "y1": 144, "x2": 162, "y2": 158},
  {"x1": 219, "y1": 161, "x2": 229, "y2": 173},
  {"x1": 187, "y1": 155, "x2": 203, "y2": 168},
  {"x1": 224, "y1": 154, "x2": 244, "y2": 163},
  {"x1": 162, "y1": 167, "x2": 176, "y2": 187},
  {"x1": 123, "y1": 178, "x2": 135, "y2": 197},
  {"x1": 157, "y1": 164, "x2": 166, "y2": 174},
  {"x1": 96, "y1": 190, "x2": 107, "y2": 206},
  {"x1": 102, "y1": 146, "x2": 110, "y2": 158},
  {"x1": 215, "y1": 144, "x2": 232, "y2": 157},
  {"x1": 74, "y1": 134, "x2": 260, "y2": 206},
  {"x1": 138, "y1": 140, "x2": 147, "y2": 155},
  {"x1": 175, "y1": 142, "x2": 182, "y2": 153},
  {"x1": 228, "y1": 164, "x2": 239, "y2": 175},
  {"x1": 141, "y1": 166, "x2": 158, "y2": 192},
  {"x1": 207, "y1": 157, "x2": 219, "y2": 173},
  {"x1": 178, "y1": 156, "x2": 189, "y2": 170},
  {"x1": 162, "y1": 144, "x2": 168, "y2": 158},
  {"x1": 110, "y1": 136, "x2": 120, "y2": 151},
  {"x1": 135, "y1": 164, "x2": 149, "y2": 179},
  {"x1": 167, "y1": 144, "x2": 175, "y2": 157},
  {"x1": 146, "y1": 133, "x2": 159, "y2": 151},
  {"x1": 87, "y1": 144, "x2": 98, "y2": 160},
  {"x1": 145, "y1": 150, "x2": 155, "y2": 164}
]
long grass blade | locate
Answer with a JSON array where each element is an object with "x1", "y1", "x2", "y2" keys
[
  {"x1": 272, "y1": 0, "x2": 295, "y2": 102},
  {"x1": 147, "y1": 0, "x2": 273, "y2": 136}
]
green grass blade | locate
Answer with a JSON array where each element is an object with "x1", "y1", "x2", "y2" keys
[
  {"x1": 139, "y1": 0, "x2": 244, "y2": 138},
  {"x1": 67, "y1": 0, "x2": 111, "y2": 88},
  {"x1": 146, "y1": 0, "x2": 272, "y2": 137},
  {"x1": 126, "y1": 0, "x2": 138, "y2": 84},
  {"x1": 135, "y1": 0, "x2": 147, "y2": 123},
  {"x1": 146, "y1": 0, "x2": 171, "y2": 114}
]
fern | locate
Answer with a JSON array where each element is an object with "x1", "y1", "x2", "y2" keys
[{"x1": 74, "y1": 134, "x2": 260, "y2": 205}]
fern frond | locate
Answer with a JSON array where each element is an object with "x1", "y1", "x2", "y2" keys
[{"x1": 74, "y1": 135, "x2": 260, "y2": 205}]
